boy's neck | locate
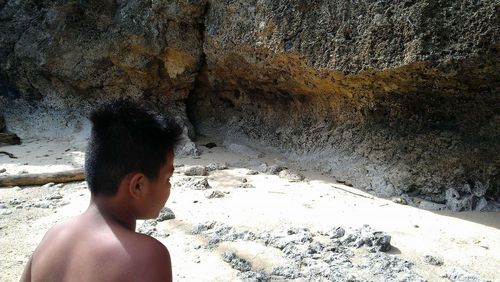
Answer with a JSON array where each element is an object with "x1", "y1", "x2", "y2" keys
[{"x1": 88, "y1": 196, "x2": 137, "y2": 231}]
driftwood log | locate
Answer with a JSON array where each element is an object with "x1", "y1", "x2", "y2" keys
[
  {"x1": 0, "y1": 169, "x2": 85, "y2": 187},
  {"x1": 0, "y1": 151, "x2": 17, "y2": 158},
  {"x1": 0, "y1": 133, "x2": 21, "y2": 145}
]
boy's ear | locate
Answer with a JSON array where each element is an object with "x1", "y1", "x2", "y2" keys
[{"x1": 128, "y1": 172, "x2": 146, "y2": 199}]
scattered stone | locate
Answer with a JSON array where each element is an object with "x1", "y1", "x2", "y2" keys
[
  {"x1": 474, "y1": 197, "x2": 488, "y2": 211},
  {"x1": 471, "y1": 181, "x2": 489, "y2": 198},
  {"x1": 191, "y1": 221, "x2": 217, "y2": 234},
  {"x1": 138, "y1": 220, "x2": 158, "y2": 236},
  {"x1": 182, "y1": 165, "x2": 207, "y2": 176},
  {"x1": 0, "y1": 203, "x2": 7, "y2": 209},
  {"x1": 424, "y1": 255, "x2": 443, "y2": 266},
  {"x1": 419, "y1": 200, "x2": 447, "y2": 211},
  {"x1": 343, "y1": 225, "x2": 391, "y2": 252},
  {"x1": 246, "y1": 170, "x2": 259, "y2": 175},
  {"x1": 0, "y1": 168, "x2": 6, "y2": 173},
  {"x1": 278, "y1": 169, "x2": 305, "y2": 182},
  {"x1": 175, "y1": 139, "x2": 201, "y2": 157},
  {"x1": 258, "y1": 163, "x2": 286, "y2": 175},
  {"x1": 446, "y1": 188, "x2": 474, "y2": 211},
  {"x1": 138, "y1": 220, "x2": 168, "y2": 237},
  {"x1": 41, "y1": 182, "x2": 55, "y2": 189},
  {"x1": 156, "y1": 207, "x2": 175, "y2": 222},
  {"x1": 239, "y1": 270, "x2": 269, "y2": 282},
  {"x1": 444, "y1": 266, "x2": 489, "y2": 282},
  {"x1": 0, "y1": 209, "x2": 12, "y2": 215},
  {"x1": 236, "y1": 183, "x2": 255, "y2": 189},
  {"x1": 268, "y1": 228, "x2": 314, "y2": 250},
  {"x1": 222, "y1": 251, "x2": 252, "y2": 272},
  {"x1": 240, "y1": 178, "x2": 248, "y2": 183},
  {"x1": 204, "y1": 190, "x2": 225, "y2": 199},
  {"x1": 391, "y1": 197, "x2": 408, "y2": 205},
  {"x1": 327, "y1": 227, "x2": 346, "y2": 239},
  {"x1": 206, "y1": 162, "x2": 228, "y2": 171},
  {"x1": 46, "y1": 193, "x2": 63, "y2": 200},
  {"x1": 59, "y1": 200, "x2": 70, "y2": 206},
  {"x1": 33, "y1": 201, "x2": 51, "y2": 209},
  {"x1": 361, "y1": 252, "x2": 425, "y2": 282},
  {"x1": 271, "y1": 266, "x2": 302, "y2": 279},
  {"x1": 189, "y1": 221, "x2": 427, "y2": 281},
  {"x1": 204, "y1": 142, "x2": 217, "y2": 148},
  {"x1": 258, "y1": 164, "x2": 268, "y2": 173},
  {"x1": 174, "y1": 176, "x2": 211, "y2": 190},
  {"x1": 8, "y1": 198, "x2": 24, "y2": 206}
]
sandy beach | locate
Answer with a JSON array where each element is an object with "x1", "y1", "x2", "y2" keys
[{"x1": 1, "y1": 136, "x2": 499, "y2": 282}]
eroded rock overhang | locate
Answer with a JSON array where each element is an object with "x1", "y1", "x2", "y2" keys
[
  {"x1": 189, "y1": 0, "x2": 500, "y2": 207},
  {"x1": 1, "y1": 0, "x2": 499, "y2": 208}
]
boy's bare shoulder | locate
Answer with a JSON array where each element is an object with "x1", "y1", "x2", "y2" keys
[
  {"x1": 31, "y1": 218, "x2": 172, "y2": 281},
  {"x1": 118, "y1": 231, "x2": 173, "y2": 281}
]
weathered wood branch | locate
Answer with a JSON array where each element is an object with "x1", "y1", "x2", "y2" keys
[
  {"x1": 0, "y1": 169, "x2": 85, "y2": 187},
  {"x1": 0, "y1": 151, "x2": 17, "y2": 158},
  {"x1": 0, "y1": 133, "x2": 21, "y2": 145}
]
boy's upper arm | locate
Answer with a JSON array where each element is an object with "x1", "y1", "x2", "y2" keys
[
  {"x1": 19, "y1": 256, "x2": 32, "y2": 282},
  {"x1": 134, "y1": 236, "x2": 172, "y2": 282}
]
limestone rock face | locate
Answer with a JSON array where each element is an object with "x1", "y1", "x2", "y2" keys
[
  {"x1": 190, "y1": 0, "x2": 500, "y2": 201},
  {"x1": 1, "y1": 0, "x2": 499, "y2": 204},
  {"x1": 0, "y1": 0, "x2": 206, "y2": 137}
]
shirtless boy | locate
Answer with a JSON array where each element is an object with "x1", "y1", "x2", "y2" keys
[{"x1": 21, "y1": 101, "x2": 182, "y2": 282}]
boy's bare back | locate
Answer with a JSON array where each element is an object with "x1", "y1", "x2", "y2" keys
[
  {"x1": 22, "y1": 209, "x2": 172, "y2": 282},
  {"x1": 21, "y1": 101, "x2": 181, "y2": 281}
]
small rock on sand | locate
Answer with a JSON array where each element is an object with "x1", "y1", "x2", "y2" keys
[
  {"x1": 206, "y1": 162, "x2": 228, "y2": 171},
  {"x1": 259, "y1": 163, "x2": 285, "y2": 175},
  {"x1": 236, "y1": 183, "x2": 255, "y2": 189},
  {"x1": 182, "y1": 165, "x2": 207, "y2": 176},
  {"x1": 342, "y1": 225, "x2": 391, "y2": 252},
  {"x1": 239, "y1": 271, "x2": 269, "y2": 282},
  {"x1": 138, "y1": 220, "x2": 168, "y2": 237},
  {"x1": 419, "y1": 200, "x2": 446, "y2": 211},
  {"x1": 423, "y1": 255, "x2": 443, "y2": 266},
  {"x1": 0, "y1": 209, "x2": 13, "y2": 215},
  {"x1": 446, "y1": 188, "x2": 474, "y2": 211},
  {"x1": 41, "y1": 182, "x2": 55, "y2": 189},
  {"x1": 278, "y1": 169, "x2": 305, "y2": 182},
  {"x1": 156, "y1": 207, "x2": 175, "y2": 221},
  {"x1": 222, "y1": 251, "x2": 252, "y2": 272},
  {"x1": 444, "y1": 266, "x2": 489, "y2": 282},
  {"x1": 174, "y1": 176, "x2": 211, "y2": 190},
  {"x1": 46, "y1": 193, "x2": 63, "y2": 200},
  {"x1": 204, "y1": 190, "x2": 225, "y2": 199}
]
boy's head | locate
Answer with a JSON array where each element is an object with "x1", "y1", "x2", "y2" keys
[{"x1": 85, "y1": 100, "x2": 183, "y2": 196}]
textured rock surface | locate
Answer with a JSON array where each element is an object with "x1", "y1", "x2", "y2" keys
[
  {"x1": 1, "y1": 0, "x2": 499, "y2": 206},
  {"x1": 189, "y1": 0, "x2": 500, "y2": 204},
  {"x1": 0, "y1": 0, "x2": 206, "y2": 138}
]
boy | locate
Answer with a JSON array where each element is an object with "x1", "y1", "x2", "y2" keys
[{"x1": 21, "y1": 100, "x2": 182, "y2": 281}]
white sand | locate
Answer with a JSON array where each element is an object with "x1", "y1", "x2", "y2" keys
[{"x1": 0, "y1": 137, "x2": 499, "y2": 281}]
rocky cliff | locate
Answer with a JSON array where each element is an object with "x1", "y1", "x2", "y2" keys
[
  {"x1": 1, "y1": 0, "x2": 499, "y2": 210},
  {"x1": 0, "y1": 0, "x2": 206, "y2": 137}
]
